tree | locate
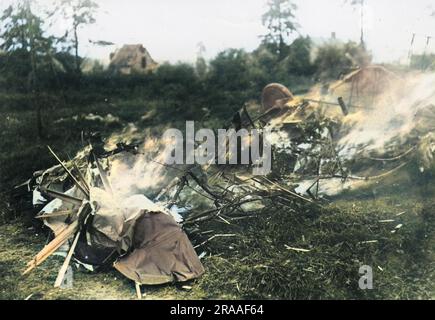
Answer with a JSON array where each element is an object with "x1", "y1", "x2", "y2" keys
[
  {"x1": 207, "y1": 49, "x2": 254, "y2": 91},
  {"x1": 0, "y1": 1, "x2": 53, "y2": 54},
  {"x1": 285, "y1": 36, "x2": 315, "y2": 75},
  {"x1": 0, "y1": 0, "x2": 55, "y2": 138},
  {"x1": 56, "y1": 0, "x2": 98, "y2": 75},
  {"x1": 313, "y1": 41, "x2": 371, "y2": 80},
  {"x1": 261, "y1": 0, "x2": 298, "y2": 60},
  {"x1": 205, "y1": 49, "x2": 262, "y2": 116}
]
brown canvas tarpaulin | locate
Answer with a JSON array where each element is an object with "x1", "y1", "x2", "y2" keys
[
  {"x1": 33, "y1": 184, "x2": 204, "y2": 284},
  {"x1": 114, "y1": 211, "x2": 205, "y2": 285}
]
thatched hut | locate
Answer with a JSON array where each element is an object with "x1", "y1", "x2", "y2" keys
[{"x1": 109, "y1": 44, "x2": 158, "y2": 74}]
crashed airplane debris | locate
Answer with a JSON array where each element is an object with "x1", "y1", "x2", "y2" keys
[
  {"x1": 19, "y1": 143, "x2": 205, "y2": 288},
  {"x1": 14, "y1": 65, "x2": 435, "y2": 295}
]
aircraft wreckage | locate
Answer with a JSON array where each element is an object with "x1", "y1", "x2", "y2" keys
[{"x1": 13, "y1": 66, "x2": 435, "y2": 297}]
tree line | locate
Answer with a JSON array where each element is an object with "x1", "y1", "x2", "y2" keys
[{"x1": 0, "y1": 0, "x2": 371, "y2": 138}]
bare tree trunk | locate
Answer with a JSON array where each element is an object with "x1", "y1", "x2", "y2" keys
[
  {"x1": 74, "y1": 24, "x2": 80, "y2": 76},
  {"x1": 26, "y1": 1, "x2": 43, "y2": 139}
]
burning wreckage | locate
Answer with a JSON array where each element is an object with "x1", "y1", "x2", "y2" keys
[{"x1": 13, "y1": 66, "x2": 435, "y2": 295}]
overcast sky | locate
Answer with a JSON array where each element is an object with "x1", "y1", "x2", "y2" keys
[{"x1": 1, "y1": 0, "x2": 435, "y2": 64}]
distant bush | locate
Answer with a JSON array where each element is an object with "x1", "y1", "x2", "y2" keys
[
  {"x1": 410, "y1": 54, "x2": 435, "y2": 71},
  {"x1": 0, "y1": 37, "x2": 372, "y2": 123},
  {"x1": 312, "y1": 41, "x2": 371, "y2": 80},
  {"x1": 278, "y1": 36, "x2": 316, "y2": 77},
  {"x1": 203, "y1": 49, "x2": 262, "y2": 116}
]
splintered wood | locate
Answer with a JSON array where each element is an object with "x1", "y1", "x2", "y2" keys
[
  {"x1": 54, "y1": 230, "x2": 81, "y2": 287},
  {"x1": 47, "y1": 146, "x2": 90, "y2": 198},
  {"x1": 23, "y1": 220, "x2": 79, "y2": 275}
]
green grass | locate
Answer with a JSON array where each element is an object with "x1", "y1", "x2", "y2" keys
[
  {"x1": 1, "y1": 192, "x2": 434, "y2": 300},
  {"x1": 0, "y1": 223, "x2": 203, "y2": 300},
  {"x1": 0, "y1": 87, "x2": 434, "y2": 300},
  {"x1": 194, "y1": 193, "x2": 435, "y2": 300}
]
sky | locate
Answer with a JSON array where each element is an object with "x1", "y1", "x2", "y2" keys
[{"x1": 1, "y1": 0, "x2": 435, "y2": 64}]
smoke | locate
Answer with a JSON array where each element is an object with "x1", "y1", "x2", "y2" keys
[
  {"x1": 103, "y1": 127, "x2": 181, "y2": 199},
  {"x1": 336, "y1": 71, "x2": 435, "y2": 157},
  {"x1": 288, "y1": 70, "x2": 435, "y2": 196},
  {"x1": 93, "y1": 70, "x2": 435, "y2": 200}
]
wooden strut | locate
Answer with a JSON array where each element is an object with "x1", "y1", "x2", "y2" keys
[
  {"x1": 24, "y1": 204, "x2": 92, "y2": 277},
  {"x1": 40, "y1": 187, "x2": 84, "y2": 206},
  {"x1": 35, "y1": 209, "x2": 77, "y2": 219},
  {"x1": 54, "y1": 229, "x2": 81, "y2": 287},
  {"x1": 47, "y1": 146, "x2": 90, "y2": 198},
  {"x1": 72, "y1": 161, "x2": 90, "y2": 193},
  {"x1": 23, "y1": 220, "x2": 79, "y2": 275},
  {"x1": 135, "y1": 282, "x2": 142, "y2": 299},
  {"x1": 93, "y1": 154, "x2": 113, "y2": 195}
]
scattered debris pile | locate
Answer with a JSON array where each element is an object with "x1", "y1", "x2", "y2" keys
[
  {"x1": 12, "y1": 66, "x2": 435, "y2": 294},
  {"x1": 16, "y1": 142, "x2": 205, "y2": 291}
]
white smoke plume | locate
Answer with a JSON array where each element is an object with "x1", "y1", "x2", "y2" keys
[
  {"x1": 102, "y1": 125, "x2": 181, "y2": 199},
  {"x1": 337, "y1": 71, "x2": 435, "y2": 157}
]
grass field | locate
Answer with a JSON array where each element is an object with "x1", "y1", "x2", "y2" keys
[{"x1": 0, "y1": 88, "x2": 434, "y2": 300}]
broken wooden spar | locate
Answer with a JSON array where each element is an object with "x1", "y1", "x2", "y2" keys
[
  {"x1": 39, "y1": 187, "x2": 84, "y2": 206},
  {"x1": 93, "y1": 154, "x2": 113, "y2": 195},
  {"x1": 23, "y1": 220, "x2": 79, "y2": 275},
  {"x1": 47, "y1": 146, "x2": 90, "y2": 198},
  {"x1": 72, "y1": 161, "x2": 90, "y2": 193},
  {"x1": 35, "y1": 209, "x2": 78, "y2": 219},
  {"x1": 53, "y1": 230, "x2": 81, "y2": 287}
]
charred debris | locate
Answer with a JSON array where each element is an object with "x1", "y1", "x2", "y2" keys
[{"x1": 11, "y1": 66, "x2": 435, "y2": 297}]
